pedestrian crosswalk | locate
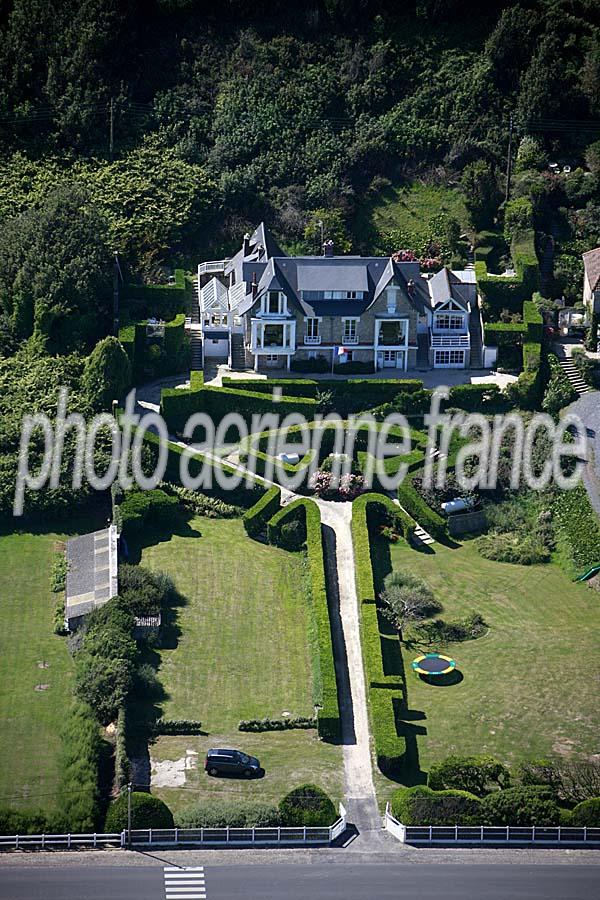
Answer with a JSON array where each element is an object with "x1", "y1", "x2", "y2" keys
[{"x1": 164, "y1": 867, "x2": 206, "y2": 899}]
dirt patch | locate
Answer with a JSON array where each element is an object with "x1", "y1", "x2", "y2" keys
[
  {"x1": 151, "y1": 750, "x2": 198, "y2": 788},
  {"x1": 37, "y1": 661, "x2": 49, "y2": 669},
  {"x1": 34, "y1": 684, "x2": 49, "y2": 691},
  {"x1": 553, "y1": 738, "x2": 576, "y2": 756}
]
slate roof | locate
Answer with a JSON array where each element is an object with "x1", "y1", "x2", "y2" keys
[
  {"x1": 65, "y1": 526, "x2": 118, "y2": 623},
  {"x1": 225, "y1": 222, "x2": 471, "y2": 320},
  {"x1": 583, "y1": 247, "x2": 600, "y2": 292}
]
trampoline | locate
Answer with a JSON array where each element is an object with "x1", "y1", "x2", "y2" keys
[{"x1": 411, "y1": 652, "x2": 456, "y2": 676}]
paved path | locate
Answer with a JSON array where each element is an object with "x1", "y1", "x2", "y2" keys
[
  {"x1": 568, "y1": 390, "x2": 600, "y2": 518},
  {"x1": 316, "y1": 500, "x2": 387, "y2": 848}
]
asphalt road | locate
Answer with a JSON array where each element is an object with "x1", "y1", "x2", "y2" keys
[{"x1": 1, "y1": 863, "x2": 599, "y2": 900}]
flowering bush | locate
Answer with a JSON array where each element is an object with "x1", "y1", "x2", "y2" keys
[{"x1": 309, "y1": 470, "x2": 364, "y2": 500}]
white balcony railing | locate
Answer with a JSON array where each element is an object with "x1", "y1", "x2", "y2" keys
[
  {"x1": 198, "y1": 259, "x2": 229, "y2": 275},
  {"x1": 304, "y1": 335, "x2": 322, "y2": 345},
  {"x1": 430, "y1": 333, "x2": 470, "y2": 348}
]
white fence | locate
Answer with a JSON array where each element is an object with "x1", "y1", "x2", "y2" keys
[
  {"x1": 0, "y1": 806, "x2": 347, "y2": 852},
  {"x1": 384, "y1": 805, "x2": 600, "y2": 846}
]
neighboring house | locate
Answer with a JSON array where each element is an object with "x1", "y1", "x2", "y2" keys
[
  {"x1": 64, "y1": 525, "x2": 118, "y2": 631},
  {"x1": 582, "y1": 247, "x2": 600, "y2": 318},
  {"x1": 198, "y1": 223, "x2": 482, "y2": 372}
]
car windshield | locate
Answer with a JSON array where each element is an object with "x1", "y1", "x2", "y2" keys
[{"x1": 238, "y1": 752, "x2": 250, "y2": 764}]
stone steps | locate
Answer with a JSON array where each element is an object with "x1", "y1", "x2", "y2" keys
[{"x1": 558, "y1": 358, "x2": 592, "y2": 395}]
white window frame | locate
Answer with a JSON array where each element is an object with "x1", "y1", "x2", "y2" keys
[
  {"x1": 323, "y1": 290, "x2": 363, "y2": 300},
  {"x1": 263, "y1": 291, "x2": 286, "y2": 315},
  {"x1": 434, "y1": 313, "x2": 464, "y2": 331},
  {"x1": 434, "y1": 349, "x2": 466, "y2": 367},
  {"x1": 342, "y1": 317, "x2": 359, "y2": 344},
  {"x1": 305, "y1": 317, "x2": 321, "y2": 342}
]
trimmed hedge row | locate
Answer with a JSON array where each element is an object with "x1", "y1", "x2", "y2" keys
[
  {"x1": 152, "y1": 718, "x2": 203, "y2": 735},
  {"x1": 115, "y1": 705, "x2": 130, "y2": 790},
  {"x1": 552, "y1": 483, "x2": 600, "y2": 576},
  {"x1": 352, "y1": 493, "x2": 407, "y2": 774},
  {"x1": 161, "y1": 374, "x2": 316, "y2": 433},
  {"x1": 243, "y1": 485, "x2": 282, "y2": 537},
  {"x1": 475, "y1": 230, "x2": 539, "y2": 312},
  {"x1": 239, "y1": 716, "x2": 317, "y2": 732},
  {"x1": 137, "y1": 426, "x2": 265, "y2": 508},
  {"x1": 397, "y1": 477, "x2": 447, "y2": 541},
  {"x1": 123, "y1": 268, "x2": 187, "y2": 316},
  {"x1": 267, "y1": 499, "x2": 341, "y2": 742},
  {"x1": 221, "y1": 377, "x2": 424, "y2": 405}
]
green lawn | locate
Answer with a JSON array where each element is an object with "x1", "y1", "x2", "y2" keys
[
  {"x1": 0, "y1": 509, "x2": 106, "y2": 811},
  {"x1": 374, "y1": 537, "x2": 600, "y2": 803},
  {"x1": 136, "y1": 516, "x2": 343, "y2": 813},
  {"x1": 354, "y1": 179, "x2": 471, "y2": 252}
]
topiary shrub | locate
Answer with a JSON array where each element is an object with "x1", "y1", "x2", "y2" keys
[
  {"x1": 120, "y1": 489, "x2": 180, "y2": 538},
  {"x1": 104, "y1": 792, "x2": 174, "y2": 831},
  {"x1": 571, "y1": 797, "x2": 600, "y2": 827},
  {"x1": 278, "y1": 784, "x2": 337, "y2": 827},
  {"x1": 478, "y1": 786, "x2": 560, "y2": 826},
  {"x1": 428, "y1": 755, "x2": 510, "y2": 796},
  {"x1": 279, "y1": 519, "x2": 307, "y2": 551},
  {"x1": 390, "y1": 785, "x2": 481, "y2": 825}
]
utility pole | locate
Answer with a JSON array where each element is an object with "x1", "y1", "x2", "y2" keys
[
  {"x1": 505, "y1": 113, "x2": 514, "y2": 204},
  {"x1": 109, "y1": 97, "x2": 114, "y2": 161},
  {"x1": 113, "y1": 251, "x2": 120, "y2": 336},
  {"x1": 127, "y1": 782, "x2": 132, "y2": 850}
]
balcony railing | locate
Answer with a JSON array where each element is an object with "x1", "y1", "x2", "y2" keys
[
  {"x1": 198, "y1": 260, "x2": 229, "y2": 275},
  {"x1": 430, "y1": 333, "x2": 470, "y2": 347},
  {"x1": 342, "y1": 335, "x2": 359, "y2": 345},
  {"x1": 304, "y1": 335, "x2": 322, "y2": 345}
]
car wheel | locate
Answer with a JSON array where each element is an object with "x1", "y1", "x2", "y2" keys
[
  {"x1": 244, "y1": 769, "x2": 253, "y2": 778},
  {"x1": 208, "y1": 767, "x2": 219, "y2": 777}
]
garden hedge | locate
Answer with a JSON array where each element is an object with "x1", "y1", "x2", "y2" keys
[
  {"x1": 475, "y1": 230, "x2": 539, "y2": 313},
  {"x1": 267, "y1": 498, "x2": 341, "y2": 742},
  {"x1": 352, "y1": 493, "x2": 409, "y2": 774},
  {"x1": 137, "y1": 425, "x2": 265, "y2": 508},
  {"x1": 123, "y1": 268, "x2": 187, "y2": 318},
  {"x1": 161, "y1": 374, "x2": 316, "y2": 434},
  {"x1": 391, "y1": 785, "x2": 481, "y2": 825},
  {"x1": 397, "y1": 477, "x2": 447, "y2": 541},
  {"x1": 220, "y1": 377, "x2": 424, "y2": 407},
  {"x1": 243, "y1": 485, "x2": 282, "y2": 537},
  {"x1": 105, "y1": 792, "x2": 174, "y2": 831},
  {"x1": 571, "y1": 798, "x2": 600, "y2": 827},
  {"x1": 552, "y1": 483, "x2": 600, "y2": 576}
]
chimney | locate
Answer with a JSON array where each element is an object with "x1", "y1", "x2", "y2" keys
[
  {"x1": 243, "y1": 232, "x2": 251, "y2": 256},
  {"x1": 251, "y1": 272, "x2": 258, "y2": 298},
  {"x1": 323, "y1": 239, "x2": 334, "y2": 258}
]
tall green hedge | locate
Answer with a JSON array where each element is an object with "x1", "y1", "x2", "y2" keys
[
  {"x1": 397, "y1": 477, "x2": 447, "y2": 541},
  {"x1": 243, "y1": 485, "x2": 282, "y2": 537},
  {"x1": 476, "y1": 230, "x2": 539, "y2": 313},
  {"x1": 267, "y1": 499, "x2": 341, "y2": 742},
  {"x1": 552, "y1": 483, "x2": 600, "y2": 577},
  {"x1": 352, "y1": 493, "x2": 408, "y2": 774},
  {"x1": 160, "y1": 374, "x2": 316, "y2": 433},
  {"x1": 220, "y1": 377, "x2": 424, "y2": 407},
  {"x1": 123, "y1": 268, "x2": 187, "y2": 319}
]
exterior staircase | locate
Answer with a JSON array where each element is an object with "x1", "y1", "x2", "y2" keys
[
  {"x1": 416, "y1": 332, "x2": 429, "y2": 370},
  {"x1": 469, "y1": 303, "x2": 484, "y2": 369},
  {"x1": 557, "y1": 355, "x2": 592, "y2": 396},
  {"x1": 189, "y1": 329, "x2": 203, "y2": 371},
  {"x1": 230, "y1": 333, "x2": 247, "y2": 370}
]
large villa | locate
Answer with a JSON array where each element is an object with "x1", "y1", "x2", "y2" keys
[{"x1": 197, "y1": 224, "x2": 484, "y2": 373}]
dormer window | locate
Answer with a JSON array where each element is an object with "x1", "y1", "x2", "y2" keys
[
  {"x1": 323, "y1": 290, "x2": 363, "y2": 300},
  {"x1": 386, "y1": 288, "x2": 399, "y2": 314},
  {"x1": 263, "y1": 291, "x2": 286, "y2": 315}
]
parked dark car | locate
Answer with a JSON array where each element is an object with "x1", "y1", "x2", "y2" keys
[{"x1": 204, "y1": 748, "x2": 261, "y2": 778}]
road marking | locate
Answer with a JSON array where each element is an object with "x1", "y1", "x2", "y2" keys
[{"x1": 164, "y1": 866, "x2": 206, "y2": 900}]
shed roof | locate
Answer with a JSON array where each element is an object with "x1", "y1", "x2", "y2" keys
[
  {"x1": 65, "y1": 526, "x2": 118, "y2": 623},
  {"x1": 583, "y1": 247, "x2": 600, "y2": 292}
]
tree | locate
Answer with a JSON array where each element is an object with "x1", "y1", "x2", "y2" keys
[
  {"x1": 379, "y1": 569, "x2": 441, "y2": 633},
  {"x1": 585, "y1": 141, "x2": 600, "y2": 180},
  {"x1": 303, "y1": 208, "x2": 351, "y2": 255},
  {"x1": 461, "y1": 161, "x2": 501, "y2": 230},
  {"x1": 279, "y1": 784, "x2": 336, "y2": 827},
  {"x1": 83, "y1": 336, "x2": 132, "y2": 412},
  {"x1": 571, "y1": 798, "x2": 600, "y2": 827},
  {"x1": 0, "y1": 185, "x2": 111, "y2": 352},
  {"x1": 503, "y1": 198, "x2": 533, "y2": 243},
  {"x1": 428, "y1": 755, "x2": 511, "y2": 796},
  {"x1": 104, "y1": 792, "x2": 174, "y2": 831},
  {"x1": 515, "y1": 136, "x2": 548, "y2": 174},
  {"x1": 74, "y1": 656, "x2": 135, "y2": 726}
]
